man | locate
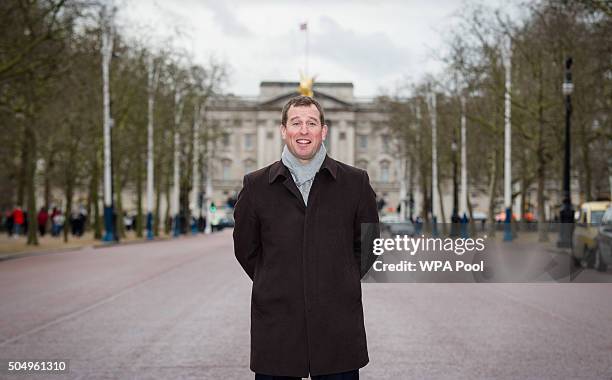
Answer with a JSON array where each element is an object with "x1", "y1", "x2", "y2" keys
[
  {"x1": 12, "y1": 205, "x2": 24, "y2": 238},
  {"x1": 37, "y1": 207, "x2": 49, "y2": 236},
  {"x1": 234, "y1": 96, "x2": 379, "y2": 380}
]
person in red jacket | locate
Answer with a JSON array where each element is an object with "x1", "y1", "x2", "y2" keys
[
  {"x1": 12, "y1": 206, "x2": 24, "y2": 238},
  {"x1": 37, "y1": 207, "x2": 49, "y2": 236}
]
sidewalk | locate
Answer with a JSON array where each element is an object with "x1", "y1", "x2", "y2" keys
[{"x1": 0, "y1": 230, "x2": 176, "y2": 261}]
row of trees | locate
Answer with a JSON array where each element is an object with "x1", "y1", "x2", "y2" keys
[
  {"x1": 1, "y1": 1, "x2": 610, "y2": 246},
  {"x1": 0, "y1": 1, "x2": 227, "y2": 245},
  {"x1": 381, "y1": 0, "x2": 611, "y2": 236}
]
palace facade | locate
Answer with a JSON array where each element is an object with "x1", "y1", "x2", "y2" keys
[{"x1": 205, "y1": 81, "x2": 403, "y2": 209}]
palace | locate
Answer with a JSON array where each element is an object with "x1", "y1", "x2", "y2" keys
[{"x1": 205, "y1": 81, "x2": 403, "y2": 209}]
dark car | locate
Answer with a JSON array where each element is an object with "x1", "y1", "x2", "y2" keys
[{"x1": 594, "y1": 206, "x2": 612, "y2": 272}]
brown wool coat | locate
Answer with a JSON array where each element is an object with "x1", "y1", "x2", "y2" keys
[{"x1": 233, "y1": 155, "x2": 379, "y2": 377}]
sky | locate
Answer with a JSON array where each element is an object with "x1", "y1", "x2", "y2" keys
[{"x1": 116, "y1": 0, "x2": 516, "y2": 98}]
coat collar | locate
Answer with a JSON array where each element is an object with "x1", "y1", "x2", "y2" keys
[{"x1": 269, "y1": 154, "x2": 338, "y2": 184}]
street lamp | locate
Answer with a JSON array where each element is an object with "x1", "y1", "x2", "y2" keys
[
  {"x1": 101, "y1": 6, "x2": 116, "y2": 242},
  {"x1": 558, "y1": 57, "x2": 574, "y2": 248}
]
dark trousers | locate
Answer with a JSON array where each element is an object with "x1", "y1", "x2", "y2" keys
[{"x1": 255, "y1": 369, "x2": 358, "y2": 380}]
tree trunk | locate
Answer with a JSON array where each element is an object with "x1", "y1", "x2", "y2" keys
[
  {"x1": 437, "y1": 178, "x2": 446, "y2": 225},
  {"x1": 164, "y1": 175, "x2": 171, "y2": 235},
  {"x1": 487, "y1": 149, "x2": 499, "y2": 237},
  {"x1": 64, "y1": 176, "x2": 73, "y2": 243},
  {"x1": 86, "y1": 168, "x2": 94, "y2": 232},
  {"x1": 418, "y1": 139, "x2": 429, "y2": 222},
  {"x1": 520, "y1": 169, "x2": 528, "y2": 223},
  {"x1": 93, "y1": 180, "x2": 101, "y2": 239},
  {"x1": 580, "y1": 121, "x2": 592, "y2": 202},
  {"x1": 44, "y1": 152, "x2": 54, "y2": 209},
  {"x1": 91, "y1": 152, "x2": 101, "y2": 239},
  {"x1": 17, "y1": 127, "x2": 27, "y2": 207},
  {"x1": 154, "y1": 165, "x2": 162, "y2": 237},
  {"x1": 115, "y1": 174, "x2": 125, "y2": 239},
  {"x1": 467, "y1": 191, "x2": 477, "y2": 237},
  {"x1": 536, "y1": 65, "x2": 549, "y2": 242},
  {"x1": 26, "y1": 122, "x2": 38, "y2": 245}
]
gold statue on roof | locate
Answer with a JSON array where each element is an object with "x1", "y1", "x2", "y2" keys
[{"x1": 298, "y1": 72, "x2": 315, "y2": 97}]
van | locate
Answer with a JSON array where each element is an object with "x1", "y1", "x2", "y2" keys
[{"x1": 571, "y1": 201, "x2": 610, "y2": 267}]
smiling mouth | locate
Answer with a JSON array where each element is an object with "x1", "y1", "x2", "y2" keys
[{"x1": 296, "y1": 139, "x2": 311, "y2": 145}]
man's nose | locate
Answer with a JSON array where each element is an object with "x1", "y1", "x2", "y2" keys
[{"x1": 299, "y1": 125, "x2": 309, "y2": 134}]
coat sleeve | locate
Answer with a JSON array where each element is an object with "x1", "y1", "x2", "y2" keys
[
  {"x1": 233, "y1": 175, "x2": 261, "y2": 280},
  {"x1": 353, "y1": 171, "x2": 380, "y2": 278}
]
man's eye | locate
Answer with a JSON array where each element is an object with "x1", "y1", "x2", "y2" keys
[
  {"x1": 308, "y1": 122, "x2": 317, "y2": 127},
  {"x1": 292, "y1": 123, "x2": 301, "y2": 127}
]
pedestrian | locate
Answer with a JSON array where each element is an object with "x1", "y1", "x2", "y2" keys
[
  {"x1": 70, "y1": 210, "x2": 79, "y2": 236},
  {"x1": 37, "y1": 207, "x2": 49, "y2": 236},
  {"x1": 233, "y1": 96, "x2": 379, "y2": 379},
  {"x1": 12, "y1": 206, "x2": 24, "y2": 238},
  {"x1": 52, "y1": 211, "x2": 64, "y2": 237},
  {"x1": 77, "y1": 207, "x2": 87, "y2": 236},
  {"x1": 50, "y1": 207, "x2": 60, "y2": 236}
]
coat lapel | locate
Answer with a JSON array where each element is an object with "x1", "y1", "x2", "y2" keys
[
  {"x1": 269, "y1": 160, "x2": 306, "y2": 209},
  {"x1": 283, "y1": 177, "x2": 306, "y2": 209}
]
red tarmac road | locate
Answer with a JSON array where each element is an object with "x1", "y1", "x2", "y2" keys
[{"x1": 0, "y1": 230, "x2": 611, "y2": 379}]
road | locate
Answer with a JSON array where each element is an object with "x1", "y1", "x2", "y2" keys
[{"x1": 1, "y1": 230, "x2": 611, "y2": 379}]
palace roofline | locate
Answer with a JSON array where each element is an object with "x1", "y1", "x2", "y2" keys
[{"x1": 260, "y1": 81, "x2": 354, "y2": 88}]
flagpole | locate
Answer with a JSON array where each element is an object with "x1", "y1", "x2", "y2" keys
[{"x1": 305, "y1": 21, "x2": 309, "y2": 77}]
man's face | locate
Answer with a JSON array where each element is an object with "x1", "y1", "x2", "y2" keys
[{"x1": 281, "y1": 104, "x2": 328, "y2": 164}]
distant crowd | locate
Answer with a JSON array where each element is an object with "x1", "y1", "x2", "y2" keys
[{"x1": 2, "y1": 206, "x2": 87, "y2": 238}]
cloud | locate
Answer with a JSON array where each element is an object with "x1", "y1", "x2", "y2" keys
[
  {"x1": 202, "y1": 0, "x2": 250, "y2": 37},
  {"x1": 311, "y1": 16, "x2": 413, "y2": 78}
]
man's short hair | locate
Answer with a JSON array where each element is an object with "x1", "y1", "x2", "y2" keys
[{"x1": 281, "y1": 96, "x2": 325, "y2": 126}]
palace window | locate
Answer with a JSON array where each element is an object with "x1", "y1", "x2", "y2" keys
[
  {"x1": 380, "y1": 160, "x2": 390, "y2": 182},
  {"x1": 222, "y1": 159, "x2": 232, "y2": 180},
  {"x1": 357, "y1": 135, "x2": 368, "y2": 150},
  {"x1": 244, "y1": 159, "x2": 256, "y2": 174},
  {"x1": 381, "y1": 134, "x2": 390, "y2": 151},
  {"x1": 244, "y1": 133, "x2": 254, "y2": 150}
]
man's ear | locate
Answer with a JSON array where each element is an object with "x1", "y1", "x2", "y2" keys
[
  {"x1": 322, "y1": 124, "x2": 328, "y2": 141},
  {"x1": 280, "y1": 124, "x2": 286, "y2": 140}
]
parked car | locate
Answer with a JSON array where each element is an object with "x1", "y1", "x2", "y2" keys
[
  {"x1": 210, "y1": 207, "x2": 235, "y2": 231},
  {"x1": 380, "y1": 215, "x2": 415, "y2": 236},
  {"x1": 572, "y1": 201, "x2": 610, "y2": 267},
  {"x1": 471, "y1": 211, "x2": 488, "y2": 222},
  {"x1": 594, "y1": 206, "x2": 612, "y2": 272}
]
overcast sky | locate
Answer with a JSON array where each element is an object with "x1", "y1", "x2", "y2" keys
[{"x1": 116, "y1": 0, "x2": 516, "y2": 97}]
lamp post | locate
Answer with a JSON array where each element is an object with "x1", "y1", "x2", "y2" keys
[
  {"x1": 101, "y1": 6, "x2": 116, "y2": 242},
  {"x1": 146, "y1": 55, "x2": 157, "y2": 240},
  {"x1": 503, "y1": 35, "x2": 513, "y2": 242},
  {"x1": 452, "y1": 141, "x2": 459, "y2": 220},
  {"x1": 459, "y1": 95, "x2": 468, "y2": 220},
  {"x1": 429, "y1": 91, "x2": 439, "y2": 236},
  {"x1": 558, "y1": 57, "x2": 574, "y2": 248}
]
